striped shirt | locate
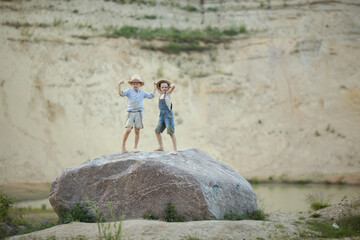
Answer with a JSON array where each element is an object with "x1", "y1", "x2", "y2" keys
[{"x1": 121, "y1": 88, "x2": 155, "y2": 111}]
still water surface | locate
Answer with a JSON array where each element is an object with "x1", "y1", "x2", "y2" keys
[
  {"x1": 14, "y1": 184, "x2": 360, "y2": 213},
  {"x1": 253, "y1": 184, "x2": 360, "y2": 212}
]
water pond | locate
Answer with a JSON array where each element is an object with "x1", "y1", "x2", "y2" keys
[{"x1": 253, "y1": 183, "x2": 360, "y2": 212}]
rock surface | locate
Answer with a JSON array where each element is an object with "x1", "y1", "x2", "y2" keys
[{"x1": 49, "y1": 148, "x2": 257, "y2": 221}]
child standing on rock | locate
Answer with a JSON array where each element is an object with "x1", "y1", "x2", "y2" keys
[
  {"x1": 154, "y1": 79, "x2": 177, "y2": 155},
  {"x1": 118, "y1": 75, "x2": 156, "y2": 153}
]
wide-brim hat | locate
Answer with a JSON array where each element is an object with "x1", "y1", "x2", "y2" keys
[
  {"x1": 128, "y1": 75, "x2": 144, "y2": 86},
  {"x1": 156, "y1": 79, "x2": 172, "y2": 91}
]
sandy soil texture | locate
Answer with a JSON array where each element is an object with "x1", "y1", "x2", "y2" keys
[
  {"x1": 8, "y1": 198, "x2": 360, "y2": 240},
  {"x1": 0, "y1": 0, "x2": 359, "y2": 184}
]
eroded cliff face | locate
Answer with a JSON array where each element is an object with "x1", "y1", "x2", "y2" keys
[{"x1": 0, "y1": 0, "x2": 359, "y2": 183}]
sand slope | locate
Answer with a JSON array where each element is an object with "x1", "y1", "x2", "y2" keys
[{"x1": 0, "y1": 0, "x2": 359, "y2": 184}]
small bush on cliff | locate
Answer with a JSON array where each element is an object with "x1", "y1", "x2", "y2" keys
[{"x1": 104, "y1": 25, "x2": 248, "y2": 43}]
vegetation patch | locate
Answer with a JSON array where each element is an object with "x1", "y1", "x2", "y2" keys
[
  {"x1": 143, "y1": 202, "x2": 186, "y2": 222},
  {"x1": 144, "y1": 14, "x2": 157, "y2": 20},
  {"x1": 107, "y1": 0, "x2": 157, "y2": 6},
  {"x1": 163, "y1": 202, "x2": 185, "y2": 222},
  {"x1": 104, "y1": 25, "x2": 247, "y2": 42},
  {"x1": 0, "y1": 190, "x2": 58, "y2": 238},
  {"x1": 224, "y1": 209, "x2": 266, "y2": 221},
  {"x1": 0, "y1": 190, "x2": 14, "y2": 223},
  {"x1": 310, "y1": 213, "x2": 321, "y2": 218},
  {"x1": 182, "y1": 4, "x2": 198, "y2": 12},
  {"x1": 94, "y1": 203, "x2": 124, "y2": 240},
  {"x1": 293, "y1": 179, "x2": 312, "y2": 185},
  {"x1": 190, "y1": 71, "x2": 211, "y2": 78},
  {"x1": 306, "y1": 215, "x2": 360, "y2": 238},
  {"x1": 58, "y1": 202, "x2": 96, "y2": 224},
  {"x1": 143, "y1": 210, "x2": 158, "y2": 220},
  {"x1": 305, "y1": 192, "x2": 331, "y2": 210},
  {"x1": 141, "y1": 41, "x2": 210, "y2": 54},
  {"x1": 2, "y1": 21, "x2": 50, "y2": 29},
  {"x1": 101, "y1": 24, "x2": 248, "y2": 53},
  {"x1": 53, "y1": 17, "x2": 63, "y2": 27}
]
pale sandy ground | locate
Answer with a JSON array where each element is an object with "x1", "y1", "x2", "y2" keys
[
  {"x1": 5, "y1": 214, "x2": 312, "y2": 240},
  {"x1": 0, "y1": 0, "x2": 360, "y2": 185},
  {"x1": 7, "y1": 198, "x2": 360, "y2": 240}
]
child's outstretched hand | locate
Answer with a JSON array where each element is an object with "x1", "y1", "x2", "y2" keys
[{"x1": 118, "y1": 81, "x2": 124, "y2": 85}]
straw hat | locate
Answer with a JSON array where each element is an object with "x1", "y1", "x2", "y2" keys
[
  {"x1": 128, "y1": 75, "x2": 144, "y2": 86},
  {"x1": 156, "y1": 79, "x2": 172, "y2": 91}
]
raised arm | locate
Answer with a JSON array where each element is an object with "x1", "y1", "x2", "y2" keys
[
  {"x1": 143, "y1": 83, "x2": 156, "y2": 99},
  {"x1": 152, "y1": 82, "x2": 157, "y2": 95},
  {"x1": 118, "y1": 81, "x2": 124, "y2": 96},
  {"x1": 154, "y1": 82, "x2": 161, "y2": 94},
  {"x1": 167, "y1": 84, "x2": 175, "y2": 95}
]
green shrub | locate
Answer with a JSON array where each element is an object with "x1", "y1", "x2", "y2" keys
[
  {"x1": 247, "y1": 178, "x2": 259, "y2": 184},
  {"x1": 0, "y1": 190, "x2": 14, "y2": 223},
  {"x1": 142, "y1": 42, "x2": 209, "y2": 54},
  {"x1": 239, "y1": 24, "x2": 247, "y2": 33},
  {"x1": 19, "y1": 220, "x2": 56, "y2": 235},
  {"x1": 186, "y1": 236, "x2": 203, "y2": 240},
  {"x1": 310, "y1": 213, "x2": 321, "y2": 218},
  {"x1": 58, "y1": 202, "x2": 96, "y2": 224},
  {"x1": 311, "y1": 202, "x2": 330, "y2": 210},
  {"x1": 143, "y1": 210, "x2": 158, "y2": 220},
  {"x1": 247, "y1": 209, "x2": 267, "y2": 220},
  {"x1": 207, "y1": 7, "x2": 218, "y2": 12},
  {"x1": 305, "y1": 192, "x2": 331, "y2": 210},
  {"x1": 104, "y1": 25, "x2": 248, "y2": 43},
  {"x1": 94, "y1": 203, "x2": 124, "y2": 240},
  {"x1": 294, "y1": 179, "x2": 312, "y2": 185},
  {"x1": 224, "y1": 211, "x2": 245, "y2": 220},
  {"x1": 224, "y1": 209, "x2": 266, "y2": 221},
  {"x1": 104, "y1": 24, "x2": 248, "y2": 54},
  {"x1": 53, "y1": 17, "x2": 63, "y2": 27},
  {"x1": 307, "y1": 215, "x2": 360, "y2": 238},
  {"x1": 144, "y1": 15, "x2": 157, "y2": 20},
  {"x1": 222, "y1": 26, "x2": 238, "y2": 36},
  {"x1": 163, "y1": 202, "x2": 184, "y2": 222},
  {"x1": 183, "y1": 5, "x2": 197, "y2": 12}
]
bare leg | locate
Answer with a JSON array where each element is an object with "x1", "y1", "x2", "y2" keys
[
  {"x1": 122, "y1": 128, "x2": 132, "y2": 153},
  {"x1": 134, "y1": 128, "x2": 140, "y2": 153},
  {"x1": 170, "y1": 133, "x2": 177, "y2": 155},
  {"x1": 154, "y1": 132, "x2": 164, "y2": 151}
]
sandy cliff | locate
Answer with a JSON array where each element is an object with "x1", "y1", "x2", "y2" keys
[{"x1": 0, "y1": 0, "x2": 359, "y2": 184}]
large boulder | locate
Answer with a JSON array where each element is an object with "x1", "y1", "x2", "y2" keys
[{"x1": 49, "y1": 148, "x2": 257, "y2": 221}]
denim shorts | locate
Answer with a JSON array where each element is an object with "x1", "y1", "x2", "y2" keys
[{"x1": 155, "y1": 111, "x2": 175, "y2": 134}]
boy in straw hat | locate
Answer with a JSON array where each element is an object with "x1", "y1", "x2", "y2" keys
[
  {"x1": 118, "y1": 75, "x2": 156, "y2": 153},
  {"x1": 154, "y1": 79, "x2": 177, "y2": 155}
]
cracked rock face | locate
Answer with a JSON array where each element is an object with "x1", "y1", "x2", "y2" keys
[{"x1": 49, "y1": 148, "x2": 257, "y2": 221}]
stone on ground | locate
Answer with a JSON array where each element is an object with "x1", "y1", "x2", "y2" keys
[{"x1": 49, "y1": 148, "x2": 257, "y2": 221}]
